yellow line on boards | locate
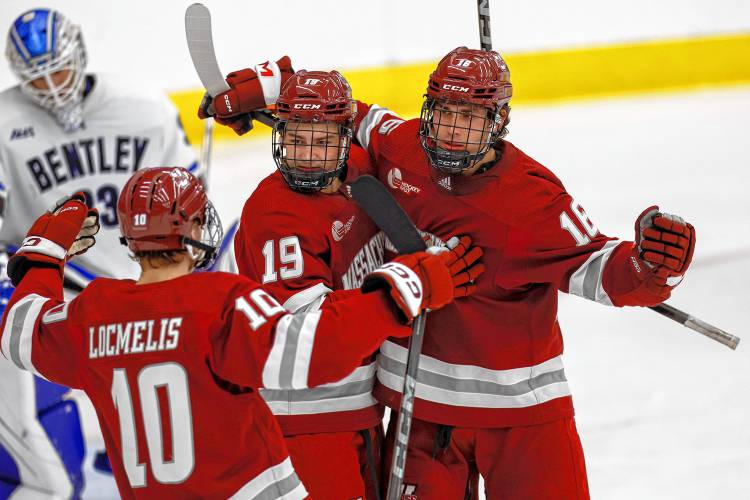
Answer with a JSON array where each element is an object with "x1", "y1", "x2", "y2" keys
[{"x1": 171, "y1": 32, "x2": 750, "y2": 146}]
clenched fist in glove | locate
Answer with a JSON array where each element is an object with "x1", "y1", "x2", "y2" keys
[
  {"x1": 362, "y1": 236, "x2": 484, "y2": 323},
  {"x1": 607, "y1": 206, "x2": 695, "y2": 306},
  {"x1": 197, "y1": 56, "x2": 294, "y2": 135},
  {"x1": 7, "y1": 193, "x2": 99, "y2": 286}
]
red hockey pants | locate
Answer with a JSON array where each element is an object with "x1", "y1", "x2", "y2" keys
[
  {"x1": 285, "y1": 425, "x2": 383, "y2": 500},
  {"x1": 383, "y1": 416, "x2": 590, "y2": 499}
]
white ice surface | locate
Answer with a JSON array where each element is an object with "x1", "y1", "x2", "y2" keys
[{"x1": 82, "y1": 86, "x2": 750, "y2": 499}]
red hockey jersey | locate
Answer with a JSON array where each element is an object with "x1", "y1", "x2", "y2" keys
[
  {"x1": 0, "y1": 266, "x2": 408, "y2": 498},
  {"x1": 235, "y1": 148, "x2": 392, "y2": 435},
  {"x1": 353, "y1": 103, "x2": 666, "y2": 428}
]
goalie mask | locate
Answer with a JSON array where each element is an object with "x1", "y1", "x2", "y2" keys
[
  {"x1": 6, "y1": 8, "x2": 88, "y2": 132},
  {"x1": 273, "y1": 70, "x2": 356, "y2": 192},
  {"x1": 117, "y1": 168, "x2": 223, "y2": 269},
  {"x1": 419, "y1": 47, "x2": 513, "y2": 174}
]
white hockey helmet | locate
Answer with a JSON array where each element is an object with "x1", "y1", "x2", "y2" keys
[{"x1": 5, "y1": 9, "x2": 88, "y2": 131}]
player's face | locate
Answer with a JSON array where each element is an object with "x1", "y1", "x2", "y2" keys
[
  {"x1": 29, "y1": 69, "x2": 74, "y2": 91},
  {"x1": 281, "y1": 121, "x2": 342, "y2": 172},
  {"x1": 431, "y1": 101, "x2": 498, "y2": 155}
]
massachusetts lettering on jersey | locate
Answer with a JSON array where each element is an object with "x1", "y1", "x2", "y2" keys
[
  {"x1": 27, "y1": 135, "x2": 150, "y2": 193},
  {"x1": 88, "y1": 316, "x2": 181, "y2": 359},
  {"x1": 340, "y1": 231, "x2": 387, "y2": 290}
]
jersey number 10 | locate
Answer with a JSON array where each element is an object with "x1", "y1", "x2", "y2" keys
[{"x1": 111, "y1": 363, "x2": 195, "y2": 487}]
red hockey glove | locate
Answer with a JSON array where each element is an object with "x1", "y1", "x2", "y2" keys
[
  {"x1": 609, "y1": 206, "x2": 695, "y2": 306},
  {"x1": 7, "y1": 193, "x2": 99, "y2": 286},
  {"x1": 197, "y1": 56, "x2": 294, "y2": 135},
  {"x1": 441, "y1": 235, "x2": 485, "y2": 298},
  {"x1": 198, "y1": 92, "x2": 255, "y2": 135},
  {"x1": 637, "y1": 206, "x2": 695, "y2": 277},
  {"x1": 362, "y1": 236, "x2": 484, "y2": 323}
]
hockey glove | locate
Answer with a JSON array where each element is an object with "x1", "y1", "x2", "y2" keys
[
  {"x1": 441, "y1": 235, "x2": 485, "y2": 298},
  {"x1": 636, "y1": 206, "x2": 695, "y2": 278},
  {"x1": 198, "y1": 92, "x2": 255, "y2": 135},
  {"x1": 609, "y1": 206, "x2": 695, "y2": 306},
  {"x1": 7, "y1": 193, "x2": 99, "y2": 286},
  {"x1": 362, "y1": 236, "x2": 484, "y2": 323},
  {"x1": 198, "y1": 56, "x2": 294, "y2": 135}
]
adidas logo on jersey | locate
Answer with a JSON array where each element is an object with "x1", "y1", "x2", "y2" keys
[
  {"x1": 10, "y1": 126, "x2": 34, "y2": 140},
  {"x1": 437, "y1": 175, "x2": 452, "y2": 191},
  {"x1": 387, "y1": 168, "x2": 421, "y2": 195}
]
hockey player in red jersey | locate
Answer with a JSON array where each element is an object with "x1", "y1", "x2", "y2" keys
[
  {"x1": 199, "y1": 68, "x2": 484, "y2": 499},
  {"x1": 0, "y1": 166, "x2": 470, "y2": 499},
  {"x1": 203, "y1": 46, "x2": 696, "y2": 499}
]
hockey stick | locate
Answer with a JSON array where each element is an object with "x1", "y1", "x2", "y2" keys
[
  {"x1": 476, "y1": 0, "x2": 493, "y2": 51},
  {"x1": 349, "y1": 175, "x2": 427, "y2": 500},
  {"x1": 199, "y1": 117, "x2": 214, "y2": 190},
  {"x1": 185, "y1": 3, "x2": 276, "y2": 129},
  {"x1": 473, "y1": 2, "x2": 739, "y2": 350},
  {"x1": 649, "y1": 303, "x2": 739, "y2": 349}
]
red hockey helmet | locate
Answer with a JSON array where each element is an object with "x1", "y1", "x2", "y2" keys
[
  {"x1": 117, "y1": 167, "x2": 222, "y2": 268},
  {"x1": 273, "y1": 70, "x2": 356, "y2": 192},
  {"x1": 420, "y1": 47, "x2": 513, "y2": 173},
  {"x1": 427, "y1": 46, "x2": 512, "y2": 108}
]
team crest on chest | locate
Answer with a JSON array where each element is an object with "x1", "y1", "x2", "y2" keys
[
  {"x1": 331, "y1": 214, "x2": 356, "y2": 241},
  {"x1": 387, "y1": 167, "x2": 421, "y2": 195}
]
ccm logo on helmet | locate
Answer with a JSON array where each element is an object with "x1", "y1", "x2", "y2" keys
[
  {"x1": 293, "y1": 104, "x2": 321, "y2": 109},
  {"x1": 442, "y1": 84, "x2": 469, "y2": 92}
]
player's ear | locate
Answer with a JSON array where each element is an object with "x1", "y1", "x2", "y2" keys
[{"x1": 191, "y1": 220, "x2": 202, "y2": 241}]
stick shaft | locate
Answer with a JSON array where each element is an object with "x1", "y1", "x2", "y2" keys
[
  {"x1": 385, "y1": 312, "x2": 427, "y2": 500},
  {"x1": 199, "y1": 117, "x2": 214, "y2": 190},
  {"x1": 649, "y1": 303, "x2": 740, "y2": 350},
  {"x1": 477, "y1": 0, "x2": 493, "y2": 51}
]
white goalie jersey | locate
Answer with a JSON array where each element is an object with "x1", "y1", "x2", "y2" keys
[{"x1": 0, "y1": 73, "x2": 198, "y2": 285}]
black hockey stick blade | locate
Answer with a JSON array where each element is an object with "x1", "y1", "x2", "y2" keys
[
  {"x1": 649, "y1": 303, "x2": 740, "y2": 350},
  {"x1": 350, "y1": 175, "x2": 426, "y2": 254},
  {"x1": 349, "y1": 174, "x2": 428, "y2": 500}
]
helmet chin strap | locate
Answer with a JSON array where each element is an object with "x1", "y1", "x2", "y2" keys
[{"x1": 182, "y1": 236, "x2": 216, "y2": 269}]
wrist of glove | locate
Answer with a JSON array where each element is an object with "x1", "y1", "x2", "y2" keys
[
  {"x1": 7, "y1": 192, "x2": 99, "y2": 286},
  {"x1": 615, "y1": 206, "x2": 696, "y2": 305},
  {"x1": 361, "y1": 235, "x2": 485, "y2": 324},
  {"x1": 197, "y1": 56, "x2": 294, "y2": 133}
]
